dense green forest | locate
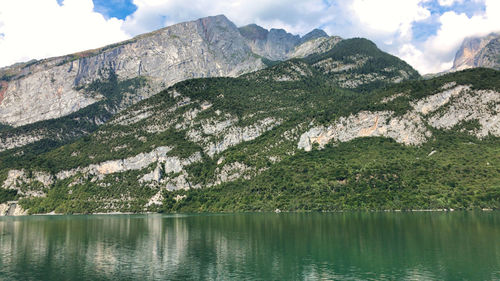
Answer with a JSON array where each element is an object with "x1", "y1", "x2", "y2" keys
[
  {"x1": 161, "y1": 135, "x2": 500, "y2": 212},
  {"x1": 1, "y1": 40, "x2": 499, "y2": 213}
]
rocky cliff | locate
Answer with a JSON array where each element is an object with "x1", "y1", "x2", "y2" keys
[
  {"x1": 0, "y1": 15, "x2": 339, "y2": 153},
  {"x1": 298, "y1": 84, "x2": 499, "y2": 150},
  {"x1": 0, "y1": 15, "x2": 263, "y2": 128},
  {"x1": 238, "y1": 24, "x2": 330, "y2": 60},
  {"x1": 1, "y1": 16, "x2": 498, "y2": 214},
  {"x1": 2, "y1": 44, "x2": 498, "y2": 214},
  {"x1": 452, "y1": 33, "x2": 500, "y2": 71}
]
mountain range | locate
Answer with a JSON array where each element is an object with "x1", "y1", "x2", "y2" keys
[{"x1": 0, "y1": 15, "x2": 498, "y2": 215}]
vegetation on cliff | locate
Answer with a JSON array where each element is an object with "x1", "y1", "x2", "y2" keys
[{"x1": 1, "y1": 40, "x2": 499, "y2": 214}]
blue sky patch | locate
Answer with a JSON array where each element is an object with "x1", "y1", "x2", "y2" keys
[
  {"x1": 92, "y1": 0, "x2": 137, "y2": 20},
  {"x1": 424, "y1": 0, "x2": 486, "y2": 18},
  {"x1": 447, "y1": 1, "x2": 486, "y2": 17},
  {"x1": 412, "y1": 0, "x2": 487, "y2": 43},
  {"x1": 412, "y1": 20, "x2": 439, "y2": 42}
]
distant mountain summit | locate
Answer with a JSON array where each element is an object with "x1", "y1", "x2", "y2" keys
[
  {"x1": 1, "y1": 16, "x2": 498, "y2": 215},
  {"x1": 0, "y1": 15, "x2": 336, "y2": 130},
  {"x1": 0, "y1": 15, "x2": 349, "y2": 153},
  {"x1": 452, "y1": 32, "x2": 500, "y2": 71},
  {"x1": 238, "y1": 24, "x2": 329, "y2": 60}
]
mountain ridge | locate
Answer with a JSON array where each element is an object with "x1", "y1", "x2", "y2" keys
[
  {"x1": 2, "y1": 15, "x2": 497, "y2": 216},
  {"x1": 451, "y1": 32, "x2": 500, "y2": 71},
  {"x1": 0, "y1": 15, "x2": 334, "y2": 129},
  {"x1": 0, "y1": 15, "x2": 347, "y2": 154},
  {"x1": 1, "y1": 52, "x2": 497, "y2": 214}
]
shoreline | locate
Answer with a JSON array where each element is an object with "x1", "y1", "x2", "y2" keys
[{"x1": 0, "y1": 208, "x2": 496, "y2": 217}]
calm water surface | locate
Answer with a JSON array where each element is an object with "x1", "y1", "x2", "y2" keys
[{"x1": 0, "y1": 212, "x2": 499, "y2": 280}]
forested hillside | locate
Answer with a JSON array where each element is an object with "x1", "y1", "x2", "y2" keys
[{"x1": 1, "y1": 38, "x2": 498, "y2": 214}]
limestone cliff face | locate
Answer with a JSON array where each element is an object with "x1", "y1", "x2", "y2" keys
[
  {"x1": 238, "y1": 24, "x2": 330, "y2": 60},
  {"x1": 0, "y1": 16, "x2": 334, "y2": 129},
  {"x1": 452, "y1": 33, "x2": 500, "y2": 71},
  {"x1": 0, "y1": 16, "x2": 337, "y2": 153},
  {"x1": 298, "y1": 85, "x2": 500, "y2": 151},
  {"x1": 0, "y1": 202, "x2": 27, "y2": 216},
  {"x1": 0, "y1": 15, "x2": 264, "y2": 128},
  {"x1": 290, "y1": 36, "x2": 343, "y2": 58}
]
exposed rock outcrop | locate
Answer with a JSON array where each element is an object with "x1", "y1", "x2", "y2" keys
[
  {"x1": 56, "y1": 146, "x2": 173, "y2": 180},
  {"x1": 452, "y1": 33, "x2": 500, "y2": 71},
  {"x1": 188, "y1": 117, "x2": 281, "y2": 156},
  {"x1": 0, "y1": 201, "x2": 27, "y2": 216},
  {"x1": 298, "y1": 111, "x2": 430, "y2": 151},
  {"x1": 2, "y1": 170, "x2": 53, "y2": 197},
  {"x1": 290, "y1": 36, "x2": 342, "y2": 58},
  {"x1": 298, "y1": 85, "x2": 500, "y2": 150},
  {"x1": 428, "y1": 89, "x2": 500, "y2": 137},
  {"x1": 214, "y1": 162, "x2": 254, "y2": 185},
  {"x1": 239, "y1": 24, "x2": 330, "y2": 61},
  {"x1": 0, "y1": 15, "x2": 264, "y2": 128}
]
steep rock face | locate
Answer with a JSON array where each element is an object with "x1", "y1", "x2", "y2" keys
[
  {"x1": 475, "y1": 37, "x2": 500, "y2": 69},
  {"x1": 290, "y1": 36, "x2": 343, "y2": 58},
  {"x1": 238, "y1": 24, "x2": 330, "y2": 60},
  {"x1": 0, "y1": 63, "x2": 99, "y2": 127},
  {"x1": 452, "y1": 33, "x2": 500, "y2": 71},
  {"x1": 298, "y1": 111, "x2": 430, "y2": 151},
  {"x1": 0, "y1": 202, "x2": 27, "y2": 216},
  {"x1": 298, "y1": 85, "x2": 500, "y2": 150},
  {"x1": 0, "y1": 15, "x2": 264, "y2": 128}
]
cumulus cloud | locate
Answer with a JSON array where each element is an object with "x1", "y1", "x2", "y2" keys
[
  {"x1": 349, "y1": 0, "x2": 430, "y2": 40},
  {"x1": 399, "y1": 0, "x2": 500, "y2": 73},
  {"x1": 0, "y1": 0, "x2": 129, "y2": 67}
]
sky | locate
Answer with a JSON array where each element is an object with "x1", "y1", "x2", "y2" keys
[{"x1": 0, "y1": 0, "x2": 499, "y2": 74}]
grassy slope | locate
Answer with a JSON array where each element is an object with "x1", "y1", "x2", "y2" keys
[{"x1": 2, "y1": 41, "x2": 499, "y2": 212}]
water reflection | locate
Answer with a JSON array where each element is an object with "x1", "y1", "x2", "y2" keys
[{"x1": 0, "y1": 212, "x2": 499, "y2": 280}]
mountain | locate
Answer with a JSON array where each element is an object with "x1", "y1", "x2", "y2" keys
[
  {"x1": 452, "y1": 33, "x2": 500, "y2": 71},
  {"x1": 0, "y1": 15, "x2": 339, "y2": 153},
  {"x1": 1, "y1": 43, "x2": 498, "y2": 214},
  {"x1": 0, "y1": 15, "x2": 261, "y2": 128},
  {"x1": 238, "y1": 24, "x2": 333, "y2": 60}
]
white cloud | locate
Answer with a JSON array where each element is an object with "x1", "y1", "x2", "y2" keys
[
  {"x1": 398, "y1": 43, "x2": 453, "y2": 74},
  {"x1": 438, "y1": 0, "x2": 463, "y2": 6},
  {"x1": 0, "y1": 0, "x2": 129, "y2": 67},
  {"x1": 402, "y1": 0, "x2": 500, "y2": 73},
  {"x1": 350, "y1": 0, "x2": 430, "y2": 40}
]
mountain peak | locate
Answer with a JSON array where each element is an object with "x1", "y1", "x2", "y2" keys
[
  {"x1": 301, "y1": 29, "x2": 328, "y2": 44},
  {"x1": 238, "y1": 24, "x2": 269, "y2": 41},
  {"x1": 451, "y1": 32, "x2": 500, "y2": 71},
  {"x1": 238, "y1": 25, "x2": 331, "y2": 61}
]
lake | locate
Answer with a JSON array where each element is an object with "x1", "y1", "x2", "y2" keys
[{"x1": 0, "y1": 212, "x2": 499, "y2": 280}]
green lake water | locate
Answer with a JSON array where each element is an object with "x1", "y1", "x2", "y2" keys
[{"x1": 0, "y1": 212, "x2": 499, "y2": 280}]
